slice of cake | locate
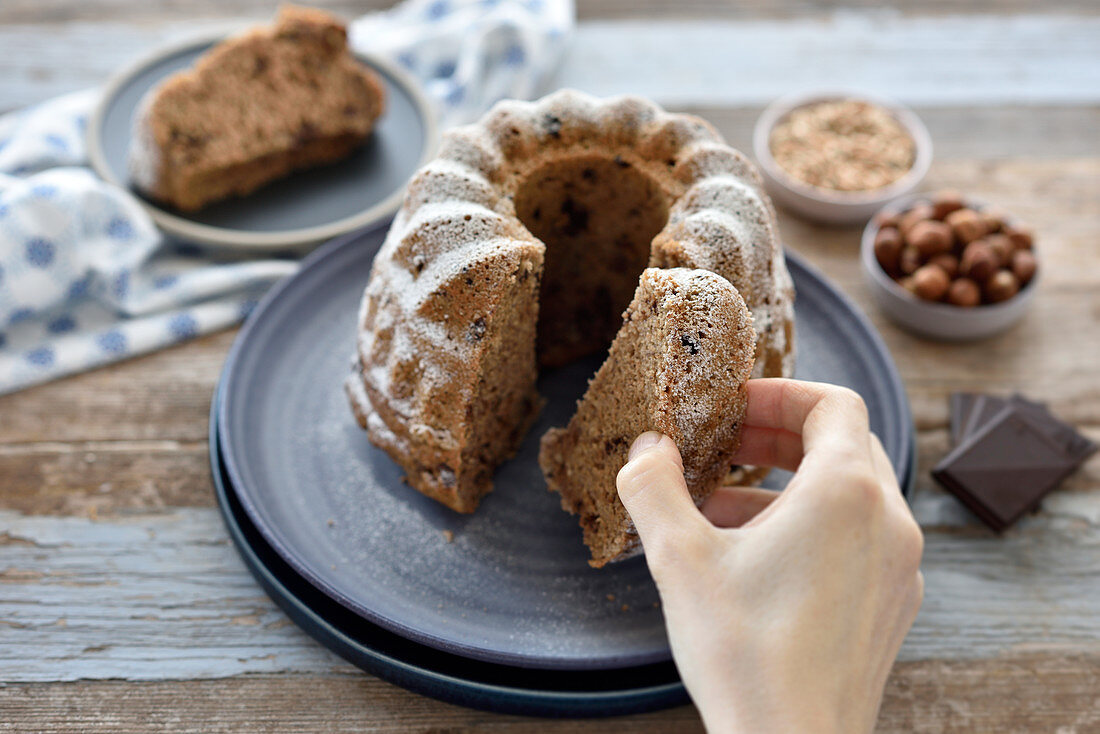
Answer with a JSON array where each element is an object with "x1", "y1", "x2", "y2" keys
[
  {"x1": 539, "y1": 267, "x2": 757, "y2": 567},
  {"x1": 129, "y1": 5, "x2": 385, "y2": 211}
]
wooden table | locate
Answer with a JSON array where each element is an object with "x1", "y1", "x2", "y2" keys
[{"x1": 2, "y1": 2, "x2": 1099, "y2": 731}]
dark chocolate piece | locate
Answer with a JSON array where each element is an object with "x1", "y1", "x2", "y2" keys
[
  {"x1": 961, "y1": 394, "x2": 1009, "y2": 442},
  {"x1": 1009, "y1": 395, "x2": 1098, "y2": 464},
  {"x1": 932, "y1": 408, "x2": 1079, "y2": 532}
]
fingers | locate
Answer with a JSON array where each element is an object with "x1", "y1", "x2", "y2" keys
[
  {"x1": 617, "y1": 432, "x2": 712, "y2": 557},
  {"x1": 727, "y1": 425, "x2": 804, "y2": 472},
  {"x1": 701, "y1": 486, "x2": 781, "y2": 528},
  {"x1": 734, "y1": 380, "x2": 875, "y2": 496},
  {"x1": 743, "y1": 379, "x2": 870, "y2": 459}
]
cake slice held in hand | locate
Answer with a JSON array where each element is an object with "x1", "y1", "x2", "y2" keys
[
  {"x1": 129, "y1": 5, "x2": 385, "y2": 211},
  {"x1": 539, "y1": 267, "x2": 757, "y2": 567}
]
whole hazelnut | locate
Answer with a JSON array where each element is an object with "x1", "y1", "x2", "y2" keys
[
  {"x1": 874, "y1": 211, "x2": 900, "y2": 230},
  {"x1": 932, "y1": 190, "x2": 965, "y2": 220},
  {"x1": 899, "y1": 276, "x2": 918, "y2": 295},
  {"x1": 985, "y1": 233, "x2": 1014, "y2": 266},
  {"x1": 947, "y1": 277, "x2": 982, "y2": 307},
  {"x1": 899, "y1": 204, "x2": 934, "y2": 239},
  {"x1": 980, "y1": 207, "x2": 1008, "y2": 234},
  {"x1": 984, "y1": 270, "x2": 1020, "y2": 303},
  {"x1": 911, "y1": 264, "x2": 950, "y2": 302},
  {"x1": 898, "y1": 246, "x2": 923, "y2": 276},
  {"x1": 928, "y1": 253, "x2": 959, "y2": 279},
  {"x1": 959, "y1": 241, "x2": 999, "y2": 282},
  {"x1": 945, "y1": 208, "x2": 988, "y2": 244},
  {"x1": 1005, "y1": 224, "x2": 1034, "y2": 251},
  {"x1": 874, "y1": 227, "x2": 903, "y2": 273},
  {"x1": 906, "y1": 220, "x2": 954, "y2": 257},
  {"x1": 1011, "y1": 249, "x2": 1038, "y2": 286}
]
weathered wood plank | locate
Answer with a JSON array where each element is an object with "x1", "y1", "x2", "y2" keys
[
  {"x1": 0, "y1": 441, "x2": 214, "y2": 517},
  {"x1": 1, "y1": 656, "x2": 1099, "y2": 734},
  {"x1": 1, "y1": 480, "x2": 1099, "y2": 684},
  {"x1": 4, "y1": 14, "x2": 1100, "y2": 111},
  {"x1": 2, "y1": 0, "x2": 1096, "y2": 24}
]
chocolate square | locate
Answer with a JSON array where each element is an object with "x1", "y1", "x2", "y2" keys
[
  {"x1": 932, "y1": 408, "x2": 1080, "y2": 532},
  {"x1": 1008, "y1": 395, "x2": 1098, "y2": 464},
  {"x1": 961, "y1": 395, "x2": 1009, "y2": 443}
]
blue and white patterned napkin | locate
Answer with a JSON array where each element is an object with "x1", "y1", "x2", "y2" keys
[{"x1": 0, "y1": 0, "x2": 573, "y2": 395}]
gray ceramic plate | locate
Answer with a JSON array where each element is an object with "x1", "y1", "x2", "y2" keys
[
  {"x1": 218, "y1": 227, "x2": 914, "y2": 670},
  {"x1": 87, "y1": 29, "x2": 438, "y2": 250},
  {"x1": 210, "y1": 399, "x2": 690, "y2": 717}
]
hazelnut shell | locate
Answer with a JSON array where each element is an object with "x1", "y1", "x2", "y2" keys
[
  {"x1": 947, "y1": 278, "x2": 981, "y2": 307},
  {"x1": 984, "y1": 270, "x2": 1020, "y2": 303}
]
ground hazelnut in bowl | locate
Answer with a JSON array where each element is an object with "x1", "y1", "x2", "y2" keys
[
  {"x1": 861, "y1": 191, "x2": 1040, "y2": 341},
  {"x1": 753, "y1": 91, "x2": 932, "y2": 224}
]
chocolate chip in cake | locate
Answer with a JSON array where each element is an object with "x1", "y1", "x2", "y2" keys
[
  {"x1": 681, "y1": 334, "x2": 700, "y2": 355},
  {"x1": 466, "y1": 317, "x2": 487, "y2": 342},
  {"x1": 544, "y1": 114, "x2": 562, "y2": 137}
]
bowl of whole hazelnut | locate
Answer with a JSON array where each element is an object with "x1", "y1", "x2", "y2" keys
[
  {"x1": 861, "y1": 191, "x2": 1039, "y2": 341},
  {"x1": 753, "y1": 90, "x2": 933, "y2": 224}
]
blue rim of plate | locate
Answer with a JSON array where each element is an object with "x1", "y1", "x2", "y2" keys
[
  {"x1": 208, "y1": 384, "x2": 692, "y2": 718},
  {"x1": 216, "y1": 225, "x2": 917, "y2": 671},
  {"x1": 86, "y1": 28, "x2": 439, "y2": 250}
]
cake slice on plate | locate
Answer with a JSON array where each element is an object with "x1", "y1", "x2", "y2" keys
[
  {"x1": 539, "y1": 267, "x2": 757, "y2": 567},
  {"x1": 129, "y1": 5, "x2": 385, "y2": 211}
]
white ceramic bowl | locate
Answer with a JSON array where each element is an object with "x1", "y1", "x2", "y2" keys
[
  {"x1": 753, "y1": 90, "x2": 932, "y2": 225},
  {"x1": 861, "y1": 194, "x2": 1039, "y2": 341}
]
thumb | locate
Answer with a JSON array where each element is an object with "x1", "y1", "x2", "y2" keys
[{"x1": 616, "y1": 432, "x2": 712, "y2": 557}]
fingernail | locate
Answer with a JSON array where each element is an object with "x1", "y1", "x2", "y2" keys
[{"x1": 629, "y1": 432, "x2": 664, "y2": 460}]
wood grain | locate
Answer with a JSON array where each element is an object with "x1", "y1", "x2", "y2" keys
[
  {"x1": 5, "y1": 14, "x2": 1100, "y2": 111},
  {"x1": 2, "y1": 656, "x2": 1099, "y2": 733},
  {"x1": 3, "y1": 0, "x2": 1097, "y2": 24},
  {"x1": 0, "y1": 441, "x2": 214, "y2": 516}
]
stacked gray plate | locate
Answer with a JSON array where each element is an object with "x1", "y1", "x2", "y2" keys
[{"x1": 210, "y1": 225, "x2": 914, "y2": 716}]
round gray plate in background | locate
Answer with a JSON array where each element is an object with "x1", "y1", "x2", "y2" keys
[
  {"x1": 87, "y1": 30, "x2": 438, "y2": 249},
  {"x1": 218, "y1": 227, "x2": 914, "y2": 671}
]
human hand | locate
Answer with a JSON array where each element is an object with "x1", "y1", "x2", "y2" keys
[{"x1": 616, "y1": 378, "x2": 924, "y2": 734}]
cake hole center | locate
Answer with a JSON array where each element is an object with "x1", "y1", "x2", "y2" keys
[{"x1": 513, "y1": 155, "x2": 671, "y2": 367}]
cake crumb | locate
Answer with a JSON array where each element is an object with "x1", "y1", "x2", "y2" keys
[
  {"x1": 327, "y1": 518, "x2": 335, "y2": 527},
  {"x1": 441, "y1": 529, "x2": 455, "y2": 543},
  {"x1": 621, "y1": 604, "x2": 630, "y2": 612},
  {"x1": 606, "y1": 593, "x2": 616, "y2": 602}
]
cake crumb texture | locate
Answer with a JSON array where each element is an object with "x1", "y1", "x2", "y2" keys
[{"x1": 539, "y1": 267, "x2": 757, "y2": 566}]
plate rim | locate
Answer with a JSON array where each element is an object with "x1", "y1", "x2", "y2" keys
[
  {"x1": 215, "y1": 226, "x2": 917, "y2": 670},
  {"x1": 85, "y1": 27, "x2": 440, "y2": 250},
  {"x1": 207, "y1": 385, "x2": 691, "y2": 717}
]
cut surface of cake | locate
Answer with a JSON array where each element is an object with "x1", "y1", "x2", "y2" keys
[
  {"x1": 539, "y1": 268, "x2": 757, "y2": 567},
  {"x1": 347, "y1": 90, "x2": 795, "y2": 516},
  {"x1": 129, "y1": 5, "x2": 385, "y2": 211}
]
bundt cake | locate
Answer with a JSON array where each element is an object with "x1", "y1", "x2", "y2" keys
[
  {"x1": 347, "y1": 90, "x2": 794, "y2": 517},
  {"x1": 539, "y1": 268, "x2": 757, "y2": 567},
  {"x1": 129, "y1": 5, "x2": 385, "y2": 211}
]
